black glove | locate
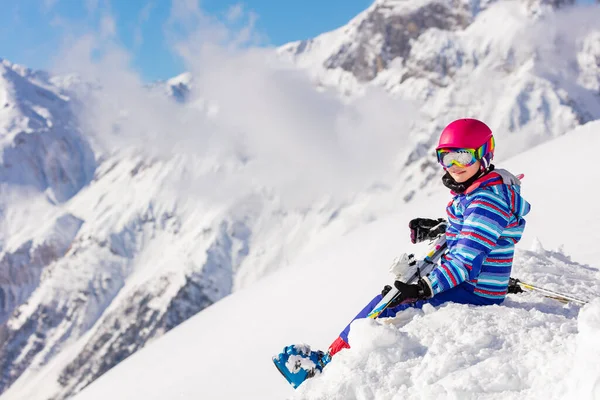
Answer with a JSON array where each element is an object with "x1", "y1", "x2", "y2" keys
[
  {"x1": 409, "y1": 218, "x2": 447, "y2": 244},
  {"x1": 507, "y1": 278, "x2": 524, "y2": 294},
  {"x1": 381, "y1": 279, "x2": 432, "y2": 308}
]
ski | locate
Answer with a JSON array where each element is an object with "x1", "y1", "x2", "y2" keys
[
  {"x1": 367, "y1": 235, "x2": 447, "y2": 319},
  {"x1": 272, "y1": 236, "x2": 447, "y2": 389}
]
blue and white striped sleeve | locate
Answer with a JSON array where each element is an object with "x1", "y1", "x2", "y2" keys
[{"x1": 425, "y1": 191, "x2": 511, "y2": 295}]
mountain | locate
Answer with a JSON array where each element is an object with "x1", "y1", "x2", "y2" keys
[
  {"x1": 0, "y1": 54, "x2": 413, "y2": 399},
  {"x1": 0, "y1": 58, "x2": 96, "y2": 393},
  {"x1": 0, "y1": 58, "x2": 366, "y2": 400},
  {"x1": 71, "y1": 120, "x2": 600, "y2": 400},
  {"x1": 279, "y1": 0, "x2": 600, "y2": 158},
  {"x1": 1, "y1": 0, "x2": 600, "y2": 399},
  {"x1": 146, "y1": 72, "x2": 193, "y2": 103}
]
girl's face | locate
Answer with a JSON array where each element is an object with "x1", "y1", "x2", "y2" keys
[{"x1": 447, "y1": 160, "x2": 481, "y2": 183}]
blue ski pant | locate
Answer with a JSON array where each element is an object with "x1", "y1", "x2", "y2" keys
[{"x1": 339, "y1": 283, "x2": 503, "y2": 342}]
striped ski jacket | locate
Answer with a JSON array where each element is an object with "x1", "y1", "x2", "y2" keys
[{"x1": 425, "y1": 169, "x2": 531, "y2": 301}]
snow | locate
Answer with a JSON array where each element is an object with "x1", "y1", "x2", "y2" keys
[
  {"x1": 69, "y1": 121, "x2": 600, "y2": 400},
  {"x1": 505, "y1": 122, "x2": 600, "y2": 265},
  {"x1": 569, "y1": 300, "x2": 600, "y2": 399}
]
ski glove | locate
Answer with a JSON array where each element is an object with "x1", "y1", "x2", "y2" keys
[
  {"x1": 409, "y1": 218, "x2": 447, "y2": 244},
  {"x1": 507, "y1": 278, "x2": 524, "y2": 294},
  {"x1": 381, "y1": 279, "x2": 433, "y2": 308}
]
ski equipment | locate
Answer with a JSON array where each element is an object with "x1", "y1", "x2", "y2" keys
[
  {"x1": 385, "y1": 279, "x2": 432, "y2": 308},
  {"x1": 437, "y1": 148, "x2": 481, "y2": 168},
  {"x1": 508, "y1": 278, "x2": 589, "y2": 306},
  {"x1": 388, "y1": 253, "x2": 417, "y2": 282},
  {"x1": 272, "y1": 344, "x2": 331, "y2": 389},
  {"x1": 272, "y1": 235, "x2": 447, "y2": 389},
  {"x1": 367, "y1": 234, "x2": 447, "y2": 319}
]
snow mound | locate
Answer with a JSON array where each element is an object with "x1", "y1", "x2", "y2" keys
[
  {"x1": 566, "y1": 299, "x2": 600, "y2": 399},
  {"x1": 295, "y1": 248, "x2": 599, "y2": 400},
  {"x1": 297, "y1": 302, "x2": 594, "y2": 400}
]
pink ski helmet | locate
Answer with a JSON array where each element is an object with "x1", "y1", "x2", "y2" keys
[{"x1": 436, "y1": 118, "x2": 495, "y2": 168}]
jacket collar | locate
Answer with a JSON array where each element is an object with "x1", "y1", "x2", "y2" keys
[
  {"x1": 447, "y1": 169, "x2": 505, "y2": 196},
  {"x1": 461, "y1": 171, "x2": 504, "y2": 195}
]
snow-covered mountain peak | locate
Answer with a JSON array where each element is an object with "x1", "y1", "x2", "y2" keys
[
  {"x1": 0, "y1": 58, "x2": 55, "y2": 93},
  {"x1": 167, "y1": 71, "x2": 193, "y2": 87},
  {"x1": 1, "y1": 58, "x2": 30, "y2": 79},
  {"x1": 281, "y1": 0, "x2": 596, "y2": 99},
  {"x1": 280, "y1": 0, "x2": 485, "y2": 84},
  {"x1": 0, "y1": 59, "x2": 95, "y2": 208},
  {"x1": 144, "y1": 72, "x2": 193, "y2": 103},
  {"x1": 370, "y1": 0, "x2": 483, "y2": 17},
  {"x1": 1, "y1": 59, "x2": 66, "y2": 138}
]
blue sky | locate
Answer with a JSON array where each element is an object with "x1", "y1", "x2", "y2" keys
[{"x1": 0, "y1": 0, "x2": 372, "y2": 82}]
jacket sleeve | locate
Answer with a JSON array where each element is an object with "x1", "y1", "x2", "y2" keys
[{"x1": 425, "y1": 190, "x2": 511, "y2": 295}]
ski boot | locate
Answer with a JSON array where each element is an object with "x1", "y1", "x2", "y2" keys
[{"x1": 272, "y1": 344, "x2": 331, "y2": 388}]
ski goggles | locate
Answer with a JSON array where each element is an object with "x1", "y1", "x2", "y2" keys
[{"x1": 436, "y1": 137, "x2": 495, "y2": 168}]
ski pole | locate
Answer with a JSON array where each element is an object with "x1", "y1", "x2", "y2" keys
[{"x1": 509, "y1": 278, "x2": 589, "y2": 306}]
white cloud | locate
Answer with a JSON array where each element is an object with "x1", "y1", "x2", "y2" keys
[
  {"x1": 167, "y1": 0, "x2": 202, "y2": 27},
  {"x1": 50, "y1": 1, "x2": 419, "y2": 209},
  {"x1": 100, "y1": 15, "x2": 116, "y2": 38},
  {"x1": 226, "y1": 4, "x2": 244, "y2": 23}
]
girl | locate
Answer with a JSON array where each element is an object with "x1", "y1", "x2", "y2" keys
[{"x1": 274, "y1": 118, "x2": 531, "y2": 388}]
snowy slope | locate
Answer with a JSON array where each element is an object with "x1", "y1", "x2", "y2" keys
[{"x1": 69, "y1": 121, "x2": 600, "y2": 400}]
